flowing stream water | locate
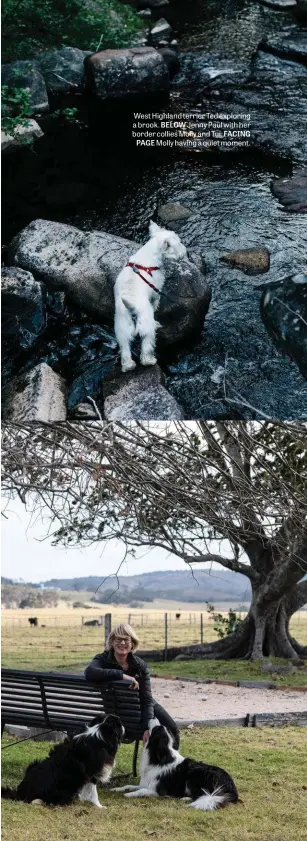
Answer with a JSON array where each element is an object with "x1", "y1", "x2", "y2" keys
[{"x1": 2, "y1": 0, "x2": 306, "y2": 418}]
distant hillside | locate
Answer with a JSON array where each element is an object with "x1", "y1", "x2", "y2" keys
[
  {"x1": 1, "y1": 580, "x2": 59, "y2": 609},
  {"x1": 42, "y1": 569, "x2": 251, "y2": 603}
]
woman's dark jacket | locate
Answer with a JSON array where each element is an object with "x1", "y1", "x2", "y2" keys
[{"x1": 84, "y1": 650, "x2": 154, "y2": 731}]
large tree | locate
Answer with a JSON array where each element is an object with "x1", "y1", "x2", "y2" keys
[{"x1": 2, "y1": 421, "x2": 307, "y2": 660}]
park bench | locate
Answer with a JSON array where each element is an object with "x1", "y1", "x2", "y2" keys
[{"x1": 1, "y1": 668, "x2": 143, "y2": 775}]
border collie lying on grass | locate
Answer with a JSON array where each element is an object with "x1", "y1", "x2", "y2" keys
[
  {"x1": 112, "y1": 719, "x2": 239, "y2": 811},
  {"x1": 2, "y1": 714, "x2": 124, "y2": 808}
]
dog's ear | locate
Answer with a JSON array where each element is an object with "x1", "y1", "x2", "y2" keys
[
  {"x1": 148, "y1": 726, "x2": 171, "y2": 765},
  {"x1": 149, "y1": 220, "x2": 161, "y2": 237}
]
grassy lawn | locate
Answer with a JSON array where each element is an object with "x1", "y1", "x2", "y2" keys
[
  {"x1": 148, "y1": 659, "x2": 307, "y2": 688},
  {"x1": 2, "y1": 727, "x2": 307, "y2": 841},
  {"x1": 2, "y1": 625, "x2": 307, "y2": 687}
]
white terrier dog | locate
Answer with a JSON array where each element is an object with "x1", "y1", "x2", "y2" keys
[{"x1": 114, "y1": 221, "x2": 188, "y2": 372}]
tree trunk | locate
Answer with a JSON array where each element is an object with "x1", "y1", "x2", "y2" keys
[{"x1": 157, "y1": 585, "x2": 306, "y2": 661}]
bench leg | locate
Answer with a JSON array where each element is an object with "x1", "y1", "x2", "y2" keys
[
  {"x1": 1, "y1": 721, "x2": 5, "y2": 737},
  {"x1": 132, "y1": 739, "x2": 140, "y2": 777}
]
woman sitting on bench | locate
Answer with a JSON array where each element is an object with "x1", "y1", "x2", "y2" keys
[{"x1": 85, "y1": 623, "x2": 179, "y2": 748}]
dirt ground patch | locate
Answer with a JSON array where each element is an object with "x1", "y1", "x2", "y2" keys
[{"x1": 151, "y1": 677, "x2": 307, "y2": 720}]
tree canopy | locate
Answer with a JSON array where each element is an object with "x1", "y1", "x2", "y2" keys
[{"x1": 2, "y1": 421, "x2": 307, "y2": 659}]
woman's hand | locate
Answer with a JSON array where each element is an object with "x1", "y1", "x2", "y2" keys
[
  {"x1": 142, "y1": 730, "x2": 150, "y2": 744},
  {"x1": 122, "y1": 674, "x2": 139, "y2": 690}
]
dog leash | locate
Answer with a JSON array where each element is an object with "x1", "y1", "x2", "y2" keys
[
  {"x1": 2, "y1": 730, "x2": 57, "y2": 749},
  {"x1": 126, "y1": 261, "x2": 207, "y2": 303},
  {"x1": 126, "y1": 262, "x2": 161, "y2": 294}
]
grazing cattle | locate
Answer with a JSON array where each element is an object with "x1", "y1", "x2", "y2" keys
[
  {"x1": 28, "y1": 617, "x2": 38, "y2": 627},
  {"x1": 83, "y1": 620, "x2": 100, "y2": 627}
]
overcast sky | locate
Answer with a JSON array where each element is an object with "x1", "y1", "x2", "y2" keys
[{"x1": 1, "y1": 496, "x2": 199, "y2": 583}]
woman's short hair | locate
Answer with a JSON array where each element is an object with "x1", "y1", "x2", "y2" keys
[{"x1": 107, "y1": 623, "x2": 140, "y2": 652}]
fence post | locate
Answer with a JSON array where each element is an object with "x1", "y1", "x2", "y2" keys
[
  {"x1": 128, "y1": 614, "x2": 131, "y2": 625},
  {"x1": 164, "y1": 613, "x2": 168, "y2": 661},
  {"x1": 200, "y1": 613, "x2": 203, "y2": 644},
  {"x1": 105, "y1": 613, "x2": 112, "y2": 647},
  {"x1": 81, "y1": 616, "x2": 84, "y2": 626}
]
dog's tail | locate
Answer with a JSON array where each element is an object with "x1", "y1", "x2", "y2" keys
[
  {"x1": 1, "y1": 786, "x2": 19, "y2": 801},
  {"x1": 188, "y1": 786, "x2": 234, "y2": 811}
]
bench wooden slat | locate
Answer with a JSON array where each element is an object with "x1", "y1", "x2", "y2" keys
[
  {"x1": 1, "y1": 667, "x2": 143, "y2": 776},
  {"x1": 2, "y1": 668, "x2": 142, "y2": 730},
  {"x1": 2, "y1": 692, "x2": 104, "y2": 706}
]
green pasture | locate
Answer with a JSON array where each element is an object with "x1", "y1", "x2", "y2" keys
[{"x1": 2, "y1": 618, "x2": 307, "y2": 686}]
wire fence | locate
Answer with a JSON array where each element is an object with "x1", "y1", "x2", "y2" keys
[
  {"x1": 2, "y1": 610, "x2": 226, "y2": 631},
  {"x1": 2, "y1": 610, "x2": 307, "y2": 660}
]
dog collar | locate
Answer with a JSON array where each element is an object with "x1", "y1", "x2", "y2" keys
[{"x1": 127, "y1": 262, "x2": 160, "y2": 294}]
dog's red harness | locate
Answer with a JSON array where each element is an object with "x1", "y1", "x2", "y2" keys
[{"x1": 127, "y1": 262, "x2": 160, "y2": 294}]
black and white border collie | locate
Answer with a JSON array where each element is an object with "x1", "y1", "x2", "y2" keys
[
  {"x1": 112, "y1": 719, "x2": 239, "y2": 811},
  {"x1": 2, "y1": 714, "x2": 124, "y2": 808}
]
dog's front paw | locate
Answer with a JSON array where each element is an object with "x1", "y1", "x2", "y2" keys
[
  {"x1": 140, "y1": 355, "x2": 157, "y2": 368},
  {"x1": 96, "y1": 803, "x2": 106, "y2": 809},
  {"x1": 121, "y1": 359, "x2": 137, "y2": 373}
]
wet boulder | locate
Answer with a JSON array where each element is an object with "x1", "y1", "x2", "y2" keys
[
  {"x1": 68, "y1": 349, "x2": 117, "y2": 411},
  {"x1": 137, "y1": 0, "x2": 169, "y2": 7},
  {"x1": 1, "y1": 60, "x2": 49, "y2": 115},
  {"x1": 157, "y1": 258, "x2": 211, "y2": 348},
  {"x1": 36, "y1": 47, "x2": 87, "y2": 95},
  {"x1": 9, "y1": 219, "x2": 115, "y2": 319},
  {"x1": 294, "y1": 0, "x2": 307, "y2": 22},
  {"x1": 261, "y1": 274, "x2": 307, "y2": 378},
  {"x1": 2, "y1": 267, "x2": 45, "y2": 350},
  {"x1": 220, "y1": 247, "x2": 270, "y2": 275},
  {"x1": 158, "y1": 202, "x2": 193, "y2": 224},
  {"x1": 9, "y1": 219, "x2": 212, "y2": 349},
  {"x1": 103, "y1": 365, "x2": 183, "y2": 419},
  {"x1": 172, "y1": 52, "x2": 248, "y2": 91},
  {"x1": 1, "y1": 120, "x2": 43, "y2": 152},
  {"x1": 158, "y1": 47, "x2": 180, "y2": 78},
  {"x1": 271, "y1": 170, "x2": 307, "y2": 212},
  {"x1": 198, "y1": 50, "x2": 307, "y2": 163},
  {"x1": 70, "y1": 402, "x2": 99, "y2": 419},
  {"x1": 150, "y1": 18, "x2": 172, "y2": 46},
  {"x1": 85, "y1": 47, "x2": 169, "y2": 100},
  {"x1": 259, "y1": 0, "x2": 296, "y2": 8},
  {"x1": 3, "y1": 363, "x2": 67, "y2": 421},
  {"x1": 259, "y1": 31, "x2": 307, "y2": 65}
]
